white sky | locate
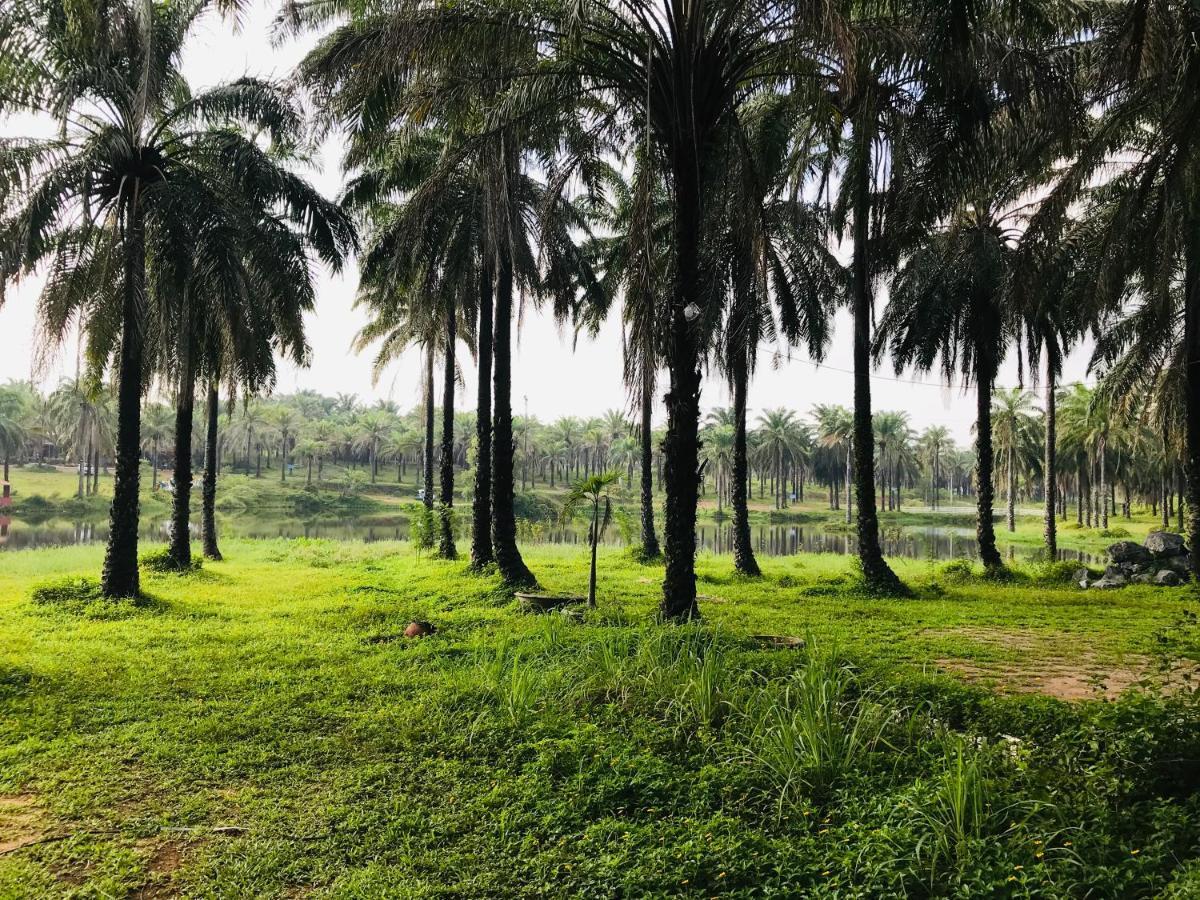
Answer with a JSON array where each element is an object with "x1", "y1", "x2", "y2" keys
[{"x1": 0, "y1": 0, "x2": 1095, "y2": 444}]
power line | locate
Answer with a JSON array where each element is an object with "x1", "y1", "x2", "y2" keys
[{"x1": 761, "y1": 345, "x2": 1099, "y2": 393}]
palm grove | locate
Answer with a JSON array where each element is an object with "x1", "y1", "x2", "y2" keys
[{"x1": 1, "y1": 0, "x2": 1198, "y2": 617}]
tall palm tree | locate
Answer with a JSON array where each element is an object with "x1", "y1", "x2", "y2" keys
[
  {"x1": 289, "y1": 0, "x2": 601, "y2": 587},
  {"x1": 1021, "y1": 0, "x2": 1200, "y2": 568},
  {"x1": 713, "y1": 94, "x2": 840, "y2": 575},
  {"x1": 0, "y1": 0, "x2": 353, "y2": 596},
  {"x1": 352, "y1": 286, "x2": 443, "y2": 515},
  {"x1": 0, "y1": 386, "x2": 26, "y2": 484},
  {"x1": 874, "y1": 174, "x2": 1024, "y2": 569},
  {"x1": 142, "y1": 404, "x2": 173, "y2": 492},
  {"x1": 814, "y1": 404, "x2": 855, "y2": 524},
  {"x1": 917, "y1": 426, "x2": 953, "y2": 511},
  {"x1": 355, "y1": 410, "x2": 393, "y2": 485},
  {"x1": 991, "y1": 389, "x2": 1039, "y2": 532},
  {"x1": 584, "y1": 160, "x2": 670, "y2": 560}
]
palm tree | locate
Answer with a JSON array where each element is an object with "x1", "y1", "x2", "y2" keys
[
  {"x1": 992, "y1": 389, "x2": 1039, "y2": 532},
  {"x1": 917, "y1": 426, "x2": 953, "y2": 511},
  {"x1": 815, "y1": 405, "x2": 855, "y2": 524},
  {"x1": 1022, "y1": 0, "x2": 1200, "y2": 572},
  {"x1": 0, "y1": 0, "x2": 348, "y2": 596},
  {"x1": 0, "y1": 386, "x2": 26, "y2": 484},
  {"x1": 355, "y1": 410, "x2": 393, "y2": 485},
  {"x1": 711, "y1": 94, "x2": 840, "y2": 575},
  {"x1": 231, "y1": 404, "x2": 269, "y2": 479},
  {"x1": 585, "y1": 161, "x2": 670, "y2": 560},
  {"x1": 290, "y1": 3, "x2": 602, "y2": 587},
  {"x1": 142, "y1": 404, "x2": 172, "y2": 492},
  {"x1": 561, "y1": 471, "x2": 622, "y2": 609},
  {"x1": 700, "y1": 423, "x2": 735, "y2": 514},
  {"x1": 756, "y1": 410, "x2": 803, "y2": 511},
  {"x1": 874, "y1": 179, "x2": 1024, "y2": 569}
]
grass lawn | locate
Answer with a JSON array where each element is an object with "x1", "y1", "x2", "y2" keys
[{"x1": 2, "y1": 541, "x2": 1200, "y2": 897}]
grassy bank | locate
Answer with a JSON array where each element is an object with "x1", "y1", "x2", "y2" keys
[{"x1": 2, "y1": 542, "x2": 1199, "y2": 897}]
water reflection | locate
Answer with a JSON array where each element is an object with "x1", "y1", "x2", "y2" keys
[{"x1": 0, "y1": 513, "x2": 1096, "y2": 563}]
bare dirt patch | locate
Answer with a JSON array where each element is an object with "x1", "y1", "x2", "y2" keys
[
  {"x1": 926, "y1": 626, "x2": 1198, "y2": 700},
  {"x1": 0, "y1": 793, "x2": 48, "y2": 855},
  {"x1": 132, "y1": 839, "x2": 194, "y2": 899}
]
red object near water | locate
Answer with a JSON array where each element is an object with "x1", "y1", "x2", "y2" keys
[{"x1": 0, "y1": 481, "x2": 10, "y2": 507}]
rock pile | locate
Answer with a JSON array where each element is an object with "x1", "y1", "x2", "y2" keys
[{"x1": 1077, "y1": 532, "x2": 1191, "y2": 589}]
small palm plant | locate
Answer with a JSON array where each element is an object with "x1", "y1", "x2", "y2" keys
[{"x1": 561, "y1": 472, "x2": 622, "y2": 609}]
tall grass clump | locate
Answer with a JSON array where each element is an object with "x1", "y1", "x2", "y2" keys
[
  {"x1": 741, "y1": 643, "x2": 894, "y2": 811},
  {"x1": 483, "y1": 639, "x2": 542, "y2": 727}
]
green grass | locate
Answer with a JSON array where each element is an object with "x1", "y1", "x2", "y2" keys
[{"x1": 2, "y1": 541, "x2": 1200, "y2": 896}]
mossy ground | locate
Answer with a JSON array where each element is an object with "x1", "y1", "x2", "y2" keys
[{"x1": 2, "y1": 540, "x2": 1200, "y2": 897}]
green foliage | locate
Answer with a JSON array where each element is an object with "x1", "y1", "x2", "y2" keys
[
  {"x1": 742, "y1": 644, "x2": 893, "y2": 810},
  {"x1": 28, "y1": 575, "x2": 158, "y2": 618},
  {"x1": 139, "y1": 548, "x2": 202, "y2": 574},
  {"x1": 409, "y1": 504, "x2": 437, "y2": 551},
  {"x1": 29, "y1": 575, "x2": 105, "y2": 606},
  {"x1": 3, "y1": 542, "x2": 1200, "y2": 895}
]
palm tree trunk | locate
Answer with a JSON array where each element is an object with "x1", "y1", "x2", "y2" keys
[
  {"x1": 101, "y1": 199, "x2": 146, "y2": 599},
  {"x1": 1006, "y1": 444, "x2": 1016, "y2": 532},
  {"x1": 659, "y1": 145, "x2": 703, "y2": 620},
  {"x1": 168, "y1": 327, "x2": 196, "y2": 570},
  {"x1": 423, "y1": 344, "x2": 435, "y2": 511},
  {"x1": 731, "y1": 360, "x2": 758, "y2": 576},
  {"x1": 491, "y1": 252, "x2": 535, "y2": 587},
  {"x1": 1185, "y1": 243, "x2": 1200, "y2": 571},
  {"x1": 849, "y1": 125, "x2": 902, "y2": 593},
  {"x1": 151, "y1": 441, "x2": 159, "y2": 492},
  {"x1": 202, "y1": 383, "x2": 222, "y2": 561},
  {"x1": 471, "y1": 262, "x2": 495, "y2": 569},
  {"x1": 1099, "y1": 433, "x2": 1109, "y2": 529},
  {"x1": 437, "y1": 304, "x2": 457, "y2": 559},
  {"x1": 1044, "y1": 357, "x2": 1057, "y2": 559},
  {"x1": 588, "y1": 500, "x2": 599, "y2": 608},
  {"x1": 845, "y1": 446, "x2": 853, "y2": 524},
  {"x1": 639, "y1": 367, "x2": 660, "y2": 559},
  {"x1": 974, "y1": 364, "x2": 1002, "y2": 570}
]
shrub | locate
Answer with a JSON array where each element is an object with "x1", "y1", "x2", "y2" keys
[
  {"x1": 29, "y1": 577, "x2": 158, "y2": 618},
  {"x1": 30, "y1": 576, "x2": 105, "y2": 606},
  {"x1": 939, "y1": 559, "x2": 977, "y2": 583},
  {"x1": 140, "y1": 548, "x2": 202, "y2": 573}
]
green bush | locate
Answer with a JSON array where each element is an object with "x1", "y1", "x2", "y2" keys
[
  {"x1": 140, "y1": 547, "x2": 202, "y2": 573},
  {"x1": 29, "y1": 576, "x2": 159, "y2": 618},
  {"x1": 30, "y1": 576, "x2": 105, "y2": 606}
]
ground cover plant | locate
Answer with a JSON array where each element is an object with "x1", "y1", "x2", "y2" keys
[{"x1": 1, "y1": 540, "x2": 1198, "y2": 897}]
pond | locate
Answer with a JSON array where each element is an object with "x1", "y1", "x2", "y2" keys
[{"x1": 0, "y1": 511, "x2": 1096, "y2": 563}]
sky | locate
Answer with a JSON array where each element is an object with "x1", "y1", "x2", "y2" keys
[{"x1": 0, "y1": 0, "x2": 1096, "y2": 444}]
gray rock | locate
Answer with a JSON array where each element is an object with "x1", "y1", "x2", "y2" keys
[
  {"x1": 1154, "y1": 570, "x2": 1182, "y2": 587},
  {"x1": 1073, "y1": 567, "x2": 1090, "y2": 585},
  {"x1": 1132, "y1": 573, "x2": 1155, "y2": 584},
  {"x1": 1161, "y1": 554, "x2": 1193, "y2": 576},
  {"x1": 1105, "y1": 564, "x2": 1132, "y2": 579},
  {"x1": 1145, "y1": 532, "x2": 1187, "y2": 557},
  {"x1": 1093, "y1": 574, "x2": 1128, "y2": 589},
  {"x1": 1107, "y1": 541, "x2": 1150, "y2": 565}
]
